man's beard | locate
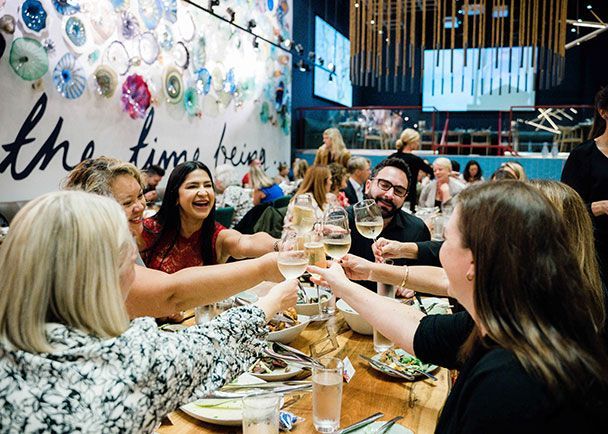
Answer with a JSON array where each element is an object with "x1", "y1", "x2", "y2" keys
[{"x1": 365, "y1": 193, "x2": 400, "y2": 218}]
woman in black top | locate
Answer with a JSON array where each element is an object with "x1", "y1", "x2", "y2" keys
[
  {"x1": 562, "y1": 86, "x2": 608, "y2": 285},
  {"x1": 389, "y1": 128, "x2": 434, "y2": 212},
  {"x1": 309, "y1": 182, "x2": 608, "y2": 433}
]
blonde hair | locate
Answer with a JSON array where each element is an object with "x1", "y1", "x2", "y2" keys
[
  {"x1": 323, "y1": 128, "x2": 347, "y2": 154},
  {"x1": 501, "y1": 161, "x2": 528, "y2": 181},
  {"x1": 294, "y1": 159, "x2": 309, "y2": 179},
  {"x1": 395, "y1": 128, "x2": 420, "y2": 151},
  {"x1": 294, "y1": 165, "x2": 332, "y2": 209},
  {"x1": 433, "y1": 157, "x2": 452, "y2": 170},
  {"x1": 249, "y1": 164, "x2": 274, "y2": 189},
  {"x1": 64, "y1": 156, "x2": 144, "y2": 196},
  {"x1": 0, "y1": 191, "x2": 131, "y2": 353}
]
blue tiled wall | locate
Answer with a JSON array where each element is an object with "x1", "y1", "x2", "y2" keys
[{"x1": 295, "y1": 152, "x2": 566, "y2": 180}]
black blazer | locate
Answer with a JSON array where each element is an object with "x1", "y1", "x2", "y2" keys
[{"x1": 342, "y1": 180, "x2": 360, "y2": 206}]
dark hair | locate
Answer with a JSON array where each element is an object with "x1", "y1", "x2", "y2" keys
[
  {"x1": 328, "y1": 163, "x2": 347, "y2": 192},
  {"x1": 143, "y1": 161, "x2": 217, "y2": 266},
  {"x1": 451, "y1": 160, "x2": 461, "y2": 172},
  {"x1": 589, "y1": 86, "x2": 608, "y2": 140},
  {"x1": 145, "y1": 164, "x2": 165, "y2": 177},
  {"x1": 490, "y1": 168, "x2": 517, "y2": 181},
  {"x1": 463, "y1": 160, "x2": 483, "y2": 182},
  {"x1": 457, "y1": 182, "x2": 607, "y2": 396},
  {"x1": 371, "y1": 157, "x2": 412, "y2": 184}
]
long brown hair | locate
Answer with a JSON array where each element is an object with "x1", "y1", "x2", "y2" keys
[
  {"x1": 457, "y1": 181, "x2": 607, "y2": 396},
  {"x1": 294, "y1": 165, "x2": 331, "y2": 210},
  {"x1": 589, "y1": 86, "x2": 608, "y2": 140}
]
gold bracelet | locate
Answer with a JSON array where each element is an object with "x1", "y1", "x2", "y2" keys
[
  {"x1": 399, "y1": 265, "x2": 410, "y2": 289},
  {"x1": 273, "y1": 240, "x2": 280, "y2": 252}
]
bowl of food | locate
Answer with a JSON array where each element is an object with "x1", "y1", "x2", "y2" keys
[
  {"x1": 267, "y1": 308, "x2": 310, "y2": 344},
  {"x1": 336, "y1": 299, "x2": 373, "y2": 335},
  {"x1": 295, "y1": 285, "x2": 331, "y2": 316},
  {"x1": 249, "y1": 356, "x2": 304, "y2": 381}
]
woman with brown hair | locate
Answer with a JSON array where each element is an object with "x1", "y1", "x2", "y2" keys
[
  {"x1": 313, "y1": 128, "x2": 351, "y2": 167},
  {"x1": 328, "y1": 162, "x2": 350, "y2": 207},
  {"x1": 562, "y1": 86, "x2": 608, "y2": 284},
  {"x1": 285, "y1": 165, "x2": 332, "y2": 223},
  {"x1": 310, "y1": 181, "x2": 608, "y2": 433}
]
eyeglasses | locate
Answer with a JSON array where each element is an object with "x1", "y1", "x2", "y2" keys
[{"x1": 373, "y1": 178, "x2": 408, "y2": 197}]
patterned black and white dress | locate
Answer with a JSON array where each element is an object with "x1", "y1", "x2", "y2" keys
[{"x1": 0, "y1": 306, "x2": 268, "y2": 433}]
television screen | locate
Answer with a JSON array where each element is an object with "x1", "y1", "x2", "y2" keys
[
  {"x1": 314, "y1": 16, "x2": 353, "y2": 107},
  {"x1": 422, "y1": 46, "x2": 535, "y2": 111}
]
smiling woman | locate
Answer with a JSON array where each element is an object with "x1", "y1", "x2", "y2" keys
[{"x1": 141, "y1": 161, "x2": 277, "y2": 273}]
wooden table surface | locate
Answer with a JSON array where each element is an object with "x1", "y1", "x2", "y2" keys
[{"x1": 158, "y1": 312, "x2": 450, "y2": 434}]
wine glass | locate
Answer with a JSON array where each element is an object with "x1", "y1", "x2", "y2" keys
[
  {"x1": 292, "y1": 193, "x2": 316, "y2": 234},
  {"x1": 277, "y1": 230, "x2": 308, "y2": 280},
  {"x1": 353, "y1": 199, "x2": 383, "y2": 241},
  {"x1": 304, "y1": 229, "x2": 332, "y2": 319},
  {"x1": 322, "y1": 208, "x2": 351, "y2": 260}
]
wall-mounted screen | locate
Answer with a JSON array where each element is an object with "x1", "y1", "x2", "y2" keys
[
  {"x1": 314, "y1": 16, "x2": 353, "y2": 107},
  {"x1": 422, "y1": 46, "x2": 535, "y2": 111}
]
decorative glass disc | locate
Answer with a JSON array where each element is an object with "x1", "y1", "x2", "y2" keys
[
  {"x1": 53, "y1": 53, "x2": 86, "y2": 99},
  {"x1": 105, "y1": 40, "x2": 130, "y2": 75},
  {"x1": 64, "y1": 16, "x2": 87, "y2": 49},
  {"x1": 177, "y1": 10, "x2": 195, "y2": 42},
  {"x1": 139, "y1": 32, "x2": 159, "y2": 65},
  {"x1": 9, "y1": 37, "x2": 49, "y2": 81},
  {"x1": 92, "y1": 65, "x2": 117, "y2": 98},
  {"x1": 138, "y1": 0, "x2": 163, "y2": 31},
  {"x1": 20, "y1": 0, "x2": 47, "y2": 34},
  {"x1": 52, "y1": 0, "x2": 80, "y2": 16},
  {"x1": 163, "y1": 67, "x2": 183, "y2": 104},
  {"x1": 172, "y1": 41, "x2": 189, "y2": 69},
  {"x1": 193, "y1": 67, "x2": 211, "y2": 95},
  {"x1": 120, "y1": 11, "x2": 140, "y2": 40},
  {"x1": 158, "y1": 24, "x2": 173, "y2": 51}
]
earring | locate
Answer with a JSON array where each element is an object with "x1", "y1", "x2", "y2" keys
[{"x1": 466, "y1": 273, "x2": 474, "y2": 282}]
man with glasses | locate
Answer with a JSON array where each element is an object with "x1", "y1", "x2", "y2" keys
[{"x1": 346, "y1": 158, "x2": 430, "y2": 292}]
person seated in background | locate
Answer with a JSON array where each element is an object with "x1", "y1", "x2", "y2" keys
[
  {"x1": 347, "y1": 157, "x2": 430, "y2": 293},
  {"x1": 285, "y1": 165, "x2": 332, "y2": 223},
  {"x1": 461, "y1": 160, "x2": 484, "y2": 185},
  {"x1": 419, "y1": 157, "x2": 466, "y2": 208},
  {"x1": 249, "y1": 164, "x2": 284, "y2": 206},
  {"x1": 274, "y1": 162, "x2": 290, "y2": 185},
  {"x1": 214, "y1": 164, "x2": 253, "y2": 227},
  {"x1": 310, "y1": 182, "x2": 608, "y2": 433},
  {"x1": 141, "y1": 161, "x2": 278, "y2": 273},
  {"x1": 314, "y1": 127, "x2": 351, "y2": 167},
  {"x1": 241, "y1": 159, "x2": 261, "y2": 188},
  {"x1": 328, "y1": 162, "x2": 350, "y2": 208},
  {"x1": 450, "y1": 160, "x2": 461, "y2": 178},
  {"x1": 388, "y1": 128, "x2": 434, "y2": 213},
  {"x1": 0, "y1": 190, "x2": 298, "y2": 432},
  {"x1": 500, "y1": 160, "x2": 528, "y2": 181},
  {"x1": 343, "y1": 156, "x2": 371, "y2": 206},
  {"x1": 64, "y1": 157, "x2": 284, "y2": 319},
  {"x1": 490, "y1": 167, "x2": 518, "y2": 181},
  {"x1": 142, "y1": 164, "x2": 165, "y2": 204}
]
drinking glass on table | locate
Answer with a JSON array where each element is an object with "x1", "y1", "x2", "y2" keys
[
  {"x1": 373, "y1": 261, "x2": 396, "y2": 352},
  {"x1": 292, "y1": 193, "x2": 316, "y2": 234},
  {"x1": 277, "y1": 231, "x2": 308, "y2": 280},
  {"x1": 312, "y1": 357, "x2": 343, "y2": 433},
  {"x1": 242, "y1": 393, "x2": 280, "y2": 434}
]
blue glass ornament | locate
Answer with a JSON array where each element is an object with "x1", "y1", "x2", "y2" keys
[
  {"x1": 21, "y1": 0, "x2": 47, "y2": 34},
  {"x1": 110, "y1": 0, "x2": 129, "y2": 11},
  {"x1": 52, "y1": 0, "x2": 80, "y2": 16},
  {"x1": 267, "y1": 0, "x2": 274, "y2": 11},
  {"x1": 183, "y1": 87, "x2": 199, "y2": 117},
  {"x1": 194, "y1": 68, "x2": 211, "y2": 95},
  {"x1": 138, "y1": 0, "x2": 163, "y2": 31},
  {"x1": 158, "y1": 24, "x2": 173, "y2": 51},
  {"x1": 163, "y1": 0, "x2": 177, "y2": 23},
  {"x1": 53, "y1": 53, "x2": 86, "y2": 99},
  {"x1": 222, "y1": 68, "x2": 236, "y2": 94},
  {"x1": 120, "y1": 11, "x2": 140, "y2": 40},
  {"x1": 65, "y1": 16, "x2": 86, "y2": 47}
]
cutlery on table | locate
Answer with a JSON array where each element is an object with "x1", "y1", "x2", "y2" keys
[
  {"x1": 272, "y1": 313, "x2": 297, "y2": 325},
  {"x1": 221, "y1": 380, "x2": 311, "y2": 390},
  {"x1": 414, "y1": 293, "x2": 428, "y2": 315},
  {"x1": 273, "y1": 342, "x2": 323, "y2": 367},
  {"x1": 358, "y1": 355, "x2": 416, "y2": 381},
  {"x1": 334, "y1": 412, "x2": 384, "y2": 434},
  {"x1": 409, "y1": 366, "x2": 438, "y2": 381},
  {"x1": 373, "y1": 415, "x2": 404, "y2": 434}
]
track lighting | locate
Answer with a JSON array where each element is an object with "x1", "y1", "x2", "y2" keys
[{"x1": 294, "y1": 44, "x2": 304, "y2": 55}]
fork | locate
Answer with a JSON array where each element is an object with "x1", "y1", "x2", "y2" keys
[{"x1": 373, "y1": 416, "x2": 404, "y2": 434}]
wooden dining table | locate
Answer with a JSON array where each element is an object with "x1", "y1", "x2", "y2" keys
[{"x1": 158, "y1": 310, "x2": 450, "y2": 434}]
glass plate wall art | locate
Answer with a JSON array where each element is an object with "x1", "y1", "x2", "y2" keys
[
  {"x1": 158, "y1": 24, "x2": 173, "y2": 51},
  {"x1": 162, "y1": 0, "x2": 177, "y2": 23},
  {"x1": 139, "y1": 32, "x2": 159, "y2": 65},
  {"x1": 9, "y1": 37, "x2": 48, "y2": 81},
  {"x1": 177, "y1": 10, "x2": 194, "y2": 41},
  {"x1": 92, "y1": 64, "x2": 118, "y2": 98},
  {"x1": 120, "y1": 11, "x2": 140, "y2": 40},
  {"x1": 183, "y1": 86, "x2": 199, "y2": 117},
  {"x1": 172, "y1": 41, "x2": 188, "y2": 68},
  {"x1": 121, "y1": 73, "x2": 151, "y2": 119},
  {"x1": 163, "y1": 66, "x2": 183, "y2": 104},
  {"x1": 52, "y1": 0, "x2": 80, "y2": 16},
  {"x1": 53, "y1": 52, "x2": 86, "y2": 99},
  {"x1": 138, "y1": 0, "x2": 163, "y2": 31},
  {"x1": 63, "y1": 16, "x2": 87, "y2": 50},
  {"x1": 105, "y1": 40, "x2": 130, "y2": 75},
  {"x1": 20, "y1": 0, "x2": 47, "y2": 35},
  {"x1": 193, "y1": 67, "x2": 211, "y2": 95},
  {"x1": 88, "y1": 1, "x2": 115, "y2": 44},
  {"x1": 110, "y1": 0, "x2": 130, "y2": 11}
]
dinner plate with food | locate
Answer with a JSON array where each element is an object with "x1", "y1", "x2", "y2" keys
[
  {"x1": 369, "y1": 348, "x2": 438, "y2": 380},
  {"x1": 266, "y1": 307, "x2": 310, "y2": 344},
  {"x1": 295, "y1": 285, "x2": 331, "y2": 316},
  {"x1": 248, "y1": 356, "x2": 305, "y2": 381}
]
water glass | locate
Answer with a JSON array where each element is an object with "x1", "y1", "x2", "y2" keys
[
  {"x1": 194, "y1": 298, "x2": 234, "y2": 325},
  {"x1": 312, "y1": 357, "x2": 343, "y2": 433},
  {"x1": 242, "y1": 393, "x2": 280, "y2": 434},
  {"x1": 431, "y1": 215, "x2": 445, "y2": 241},
  {"x1": 373, "y1": 281, "x2": 396, "y2": 353}
]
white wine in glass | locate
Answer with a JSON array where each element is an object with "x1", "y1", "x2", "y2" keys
[
  {"x1": 322, "y1": 210, "x2": 352, "y2": 260},
  {"x1": 292, "y1": 194, "x2": 316, "y2": 234},
  {"x1": 353, "y1": 199, "x2": 384, "y2": 241},
  {"x1": 354, "y1": 220, "x2": 383, "y2": 240},
  {"x1": 277, "y1": 231, "x2": 308, "y2": 280}
]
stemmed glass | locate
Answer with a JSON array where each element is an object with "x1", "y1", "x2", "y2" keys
[
  {"x1": 292, "y1": 193, "x2": 316, "y2": 234},
  {"x1": 353, "y1": 199, "x2": 384, "y2": 263},
  {"x1": 304, "y1": 228, "x2": 331, "y2": 319},
  {"x1": 322, "y1": 208, "x2": 351, "y2": 261},
  {"x1": 277, "y1": 230, "x2": 308, "y2": 280}
]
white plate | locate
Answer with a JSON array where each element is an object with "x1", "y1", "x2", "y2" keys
[
  {"x1": 249, "y1": 361, "x2": 304, "y2": 381},
  {"x1": 180, "y1": 373, "x2": 264, "y2": 426},
  {"x1": 369, "y1": 349, "x2": 438, "y2": 380},
  {"x1": 349, "y1": 421, "x2": 413, "y2": 434},
  {"x1": 235, "y1": 291, "x2": 258, "y2": 305},
  {"x1": 336, "y1": 299, "x2": 373, "y2": 335},
  {"x1": 296, "y1": 286, "x2": 330, "y2": 316},
  {"x1": 267, "y1": 315, "x2": 310, "y2": 344},
  {"x1": 416, "y1": 297, "x2": 450, "y2": 315}
]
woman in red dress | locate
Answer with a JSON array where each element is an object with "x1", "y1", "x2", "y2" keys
[{"x1": 141, "y1": 161, "x2": 277, "y2": 273}]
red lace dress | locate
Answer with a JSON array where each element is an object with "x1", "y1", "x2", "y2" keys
[{"x1": 141, "y1": 219, "x2": 226, "y2": 274}]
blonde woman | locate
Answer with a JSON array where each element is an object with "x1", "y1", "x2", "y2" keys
[
  {"x1": 388, "y1": 128, "x2": 434, "y2": 212},
  {"x1": 285, "y1": 165, "x2": 332, "y2": 224},
  {"x1": 249, "y1": 164, "x2": 284, "y2": 205},
  {"x1": 314, "y1": 127, "x2": 351, "y2": 167},
  {"x1": 311, "y1": 182, "x2": 608, "y2": 432},
  {"x1": 64, "y1": 157, "x2": 283, "y2": 318},
  {"x1": 418, "y1": 157, "x2": 465, "y2": 208},
  {"x1": 0, "y1": 191, "x2": 298, "y2": 432}
]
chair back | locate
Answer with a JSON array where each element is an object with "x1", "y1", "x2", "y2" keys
[
  {"x1": 216, "y1": 206, "x2": 235, "y2": 228},
  {"x1": 272, "y1": 195, "x2": 292, "y2": 209}
]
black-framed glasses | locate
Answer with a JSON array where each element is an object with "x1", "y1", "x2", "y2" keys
[{"x1": 374, "y1": 178, "x2": 408, "y2": 197}]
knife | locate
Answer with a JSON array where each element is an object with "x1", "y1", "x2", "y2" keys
[
  {"x1": 374, "y1": 415, "x2": 404, "y2": 434},
  {"x1": 414, "y1": 293, "x2": 428, "y2": 315},
  {"x1": 335, "y1": 412, "x2": 384, "y2": 434},
  {"x1": 358, "y1": 355, "x2": 416, "y2": 381}
]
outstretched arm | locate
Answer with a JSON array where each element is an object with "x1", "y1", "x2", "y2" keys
[{"x1": 215, "y1": 229, "x2": 277, "y2": 263}]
